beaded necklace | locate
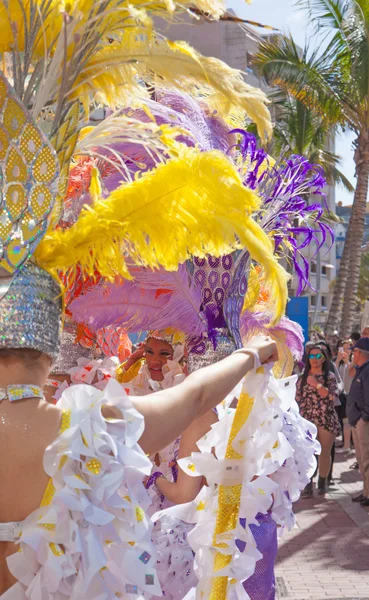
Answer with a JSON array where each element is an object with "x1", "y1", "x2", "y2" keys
[{"x1": 0, "y1": 384, "x2": 44, "y2": 402}]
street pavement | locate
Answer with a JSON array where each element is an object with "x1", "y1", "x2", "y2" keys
[{"x1": 276, "y1": 447, "x2": 369, "y2": 599}]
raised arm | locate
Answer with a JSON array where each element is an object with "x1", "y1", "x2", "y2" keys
[
  {"x1": 133, "y1": 336, "x2": 277, "y2": 455},
  {"x1": 154, "y1": 409, "x2": 218, "y2": 504}
]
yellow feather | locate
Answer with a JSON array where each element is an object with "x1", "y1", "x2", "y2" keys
[
  {"x1": 89, "y1": 167, "x2": 102, "y2": 205},
  {"x1": 242, "y1": 265, "x2": 260, "y2": 312},
  {"x1": 72, "y1": 35, "x2": 272, "y2": 142},
  {"x1": 34, "y1": 149, "x2": 287, "y2": 321}
]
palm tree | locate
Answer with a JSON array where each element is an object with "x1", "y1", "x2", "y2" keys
[
  {"x1": 253, "y1": 1, "x2": 369, "y2": 337},
  {"x1": 358, "y1": 251, "x2": 369, "y2": 304},
  {"x1": 272, "y1": 96, "x2": 353, "y2": 190}
]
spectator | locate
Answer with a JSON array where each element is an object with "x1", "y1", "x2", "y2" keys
[
  {"x1": 351, "y1": 332, "x2": 361, "y2": 343},
  {"x1": 362, "y1": 327, "x2": 369, "y2": 338},
  {"x1": 296, "y1": 344, "x2": 340, "y2": 497},
  {"x1": 316, "y1": 341, "x2": 345, "y2": 485},
  {"x1": 335, "y1": 339, "x2": 354, "y2": 453},
  {"x1": 347, "y1": 338, "x2": 369, "y2": 505}
]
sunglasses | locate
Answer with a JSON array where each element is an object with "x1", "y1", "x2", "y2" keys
[{"x1": 308, "y1": 353, "x2": 323, "y2": 359}]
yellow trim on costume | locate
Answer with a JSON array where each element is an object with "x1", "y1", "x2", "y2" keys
[
  {"x1": 209, "y1": 392, "x2": 255, "y2": 599},
  {"x1": 116, "y1": 358, "x2": 144, "y2": 383},
  {"x1": 40, "y1": 409, "x2": 71, "y2": 508}
]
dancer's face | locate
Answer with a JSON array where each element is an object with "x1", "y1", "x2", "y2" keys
[{"x1": 145, "y1": 338, "x2": 174, "y2": 382}]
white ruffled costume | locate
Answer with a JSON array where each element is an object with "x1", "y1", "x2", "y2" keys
[
  {"x1": 122, "y1": 356, "x2": 197, "y2": 600},
  {"x1": 153, "y1": 363, "x2": 319, "y2": 599},
  {"x1": 124, "y1": 360, "x2": 185, "y2": 395},
  {"x1": 3, "y1": 380, "x2": 162, "y2": 600}
]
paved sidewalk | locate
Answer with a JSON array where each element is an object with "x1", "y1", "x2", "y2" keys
[{"x1": 276, "y1": 448, "x2": 369, "y2": 600}]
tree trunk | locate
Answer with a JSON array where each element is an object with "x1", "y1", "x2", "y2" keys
[
  {"x1": 340, "y1": 133, "x2": 369, "y2": 337},
  {"x1": 325, "y1": 224, "x2": 352, "y2": 335}
]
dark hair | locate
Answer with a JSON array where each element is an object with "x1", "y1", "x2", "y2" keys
[
  {"x1": 335, "y1": 339, "x2": 343, "y2": 355},
  {"x1": 316, "y1": 340, "x2": 332, "y2": 360},
  {"x1": 301, "y1": 344, "x2": 330, "y2": 389},
  {"x1": 0, "y1": 348, "x2": 50, "y2": 366},
  {"x1": 351, "y1": 332, "x2": 361, "y2": 342}
]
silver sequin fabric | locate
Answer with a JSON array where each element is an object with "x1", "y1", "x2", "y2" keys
[
  {"x1": 0, "y1": 262, "x2": 62, "y2": 359},
  {"x1": 187, "y1": 330, "x2": 237, "y2": 373},
  {"x1": 51, "y1": 319, "x2": 94, "y2": 375}
]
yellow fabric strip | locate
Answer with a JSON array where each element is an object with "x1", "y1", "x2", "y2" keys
[{"x1": 209, "y1": 392, "x2": 255, "y2": 599}]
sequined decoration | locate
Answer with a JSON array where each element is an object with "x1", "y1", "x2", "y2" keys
[
  {"x1": 40, "y1": 479, "x2": 56, "y2": 508},
  {"x1": 0, "y1": 262, "x2": 62, "y2": 359},
  {"x1": 40, "y1": 409, "x2": 71, "y2": 508},
  {"x1": 139, "y1": 551, "x2": 151, "y2": 564},
  {"x1": 49, "y1": 101, "x2": 79, "y2": 227},
  {"x1": 86, "y1": 458, "x2": 102, "y2": 475},
  {"x1": 186, "y1": 250, "x2": 250, "y2": 372},
  {"x1": 0, "y1": 383, "x2": 44, "y2": 402},
  {"x1": 241, "y1": 513, "x2": 278, "y2": 599},
  {"x1": 187, "y1": 330, "x2": 237, "y2": 373},
  {"x1": 223, "y1": 250, "x2": 250, "y2": 348},
  {"x1": 51, "y1": 318, "x2": 95, "y2": 375},
  {"x1": 59, "y1": 409, "x2": 71, "y2": 434},
  {"x1": 209, "y1": 392, "x2": 255, "y2": 600},
  {"x1": 0, "y1": 73, "x2": 59, "y2": 273}
]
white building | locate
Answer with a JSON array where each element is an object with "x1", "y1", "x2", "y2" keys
[{"x1": 158, "y1": 11, "x2": 337, "y2": 330}]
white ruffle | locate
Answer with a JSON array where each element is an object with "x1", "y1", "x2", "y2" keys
[
  {"x1": 4, "y1": 379, "x2": 162, "y2": 600},
  {"x1": 149, "y1": 516, "x2": 197, "y2": 600},
  {"x1": 125, "y1": 361, "x2": 185, "y2": 396},
  {"x1": 154, "y1": 367, "x2": 319, "y2": 599},
  {"x1": 68, "y1": 356, "x2": 119, "y2": 389},
  {"x1": 147, "y1": 438, "x2": 197, "y2": 599}
]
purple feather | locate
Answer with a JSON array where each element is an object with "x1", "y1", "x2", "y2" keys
[{"x1": 240, "y1": 310, "x2": 304, "y2": 360}]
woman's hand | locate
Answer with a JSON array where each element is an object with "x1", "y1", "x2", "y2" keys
[
  {"x1": 244, "y1": 336, "x2": 278, "y2": 364},
  {"x1": 122, "y1": 342, "x2": 146, "y2": 371},
  {"x1": 130, "y1": 343, "x2": 146, "y2": 362},
  {"x1": 337, "y1": 350, "x2": 348, "y2": 364},
  {"x1": 307, "y1": 375, "x2": 318, "y2": 388}
]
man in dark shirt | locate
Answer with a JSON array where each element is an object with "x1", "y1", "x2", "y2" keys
[{"x1": 347, "y1": 338, "x2": 369, "y2": 505}]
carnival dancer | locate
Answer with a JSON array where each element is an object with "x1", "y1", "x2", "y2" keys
[
  {"x1": 0, "y1": 260, "x2": 278, "y2": 597},
  {"x1": 68, "y1": 91, "x2": 326, "y2": 598},
  {"x1": 0, "y1": 1, "x2": 286, "y2": 594},
  {"x1": 116, "y1": 328, "x2": 217, "y2": 599},
  {"x1": 117, "y1": 329, "x2": 186, "y2": 394}
]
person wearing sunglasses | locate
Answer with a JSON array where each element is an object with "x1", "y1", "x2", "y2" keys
[
  {"x1": 296, "y1": 344, "x2": 340, "y2": 496},
  {"x1": 347, "y1": 338, "x2": 369, "y2": 505}
]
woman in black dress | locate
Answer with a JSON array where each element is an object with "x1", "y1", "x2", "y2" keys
[{"x1": 296, "y1": 344, "x2": 340, "y2": 496}]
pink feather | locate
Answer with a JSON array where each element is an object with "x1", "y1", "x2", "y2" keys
[
  {"x1": 69, "y1": 264, "x2": 205, "y2": 336},
  {"x1": 240, "y1": 310, "x2": 304, "y2": 360}
]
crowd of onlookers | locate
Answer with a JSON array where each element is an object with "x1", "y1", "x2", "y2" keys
[{"x1": 295, "y1": 327, "x2": 369, "y2": 502}]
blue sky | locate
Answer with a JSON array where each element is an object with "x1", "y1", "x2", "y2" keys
[{"x1": 229, "y1": 0, "x2": 356, "y2": 205}]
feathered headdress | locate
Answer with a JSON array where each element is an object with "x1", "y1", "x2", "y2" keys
[
  {"x1": 68, "y1": 92, "x2": 332, "y2": 338},
  {"x1": 0, "y1": 0, "x2": 278, "y2": 360}
]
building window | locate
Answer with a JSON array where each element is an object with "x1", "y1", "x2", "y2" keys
[
  {"x1": 321, "y1": 295, "x2": 327, "y2": 308},
  {"x1": 311, "y1": 262, "x2": 317, "y2": 274},
  {"x1": 310, "y1": 295, "x2": 316, "y2": 307},
  {"x1": 246, "y1": 52, "x2": 254, "y2": 74},
  {"x1": 321, "y1": 265, "x2": 327, "y2": 276}
]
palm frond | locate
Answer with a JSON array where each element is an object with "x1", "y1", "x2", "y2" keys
[
  {"x1": 254, "y1": 34, "x2": 361, "y2": 130},
  {"x1": 270, "y1": 96, "x2": 354, "y2": 192}
]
